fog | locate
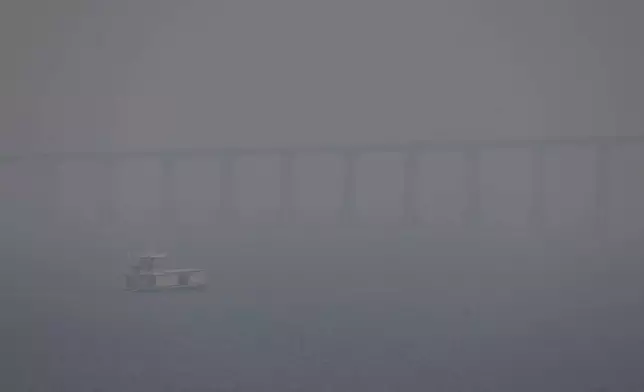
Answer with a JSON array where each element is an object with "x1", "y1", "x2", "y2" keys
[{"x1": 2, "y1": 1, "x2": 644, "y2": 391}]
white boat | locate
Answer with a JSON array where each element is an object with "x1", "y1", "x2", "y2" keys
[{"x1": 125, "y1": 253, "x2": 206, "y2": 292}]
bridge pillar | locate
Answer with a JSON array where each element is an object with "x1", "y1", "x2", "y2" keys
[
  {"x1": 530, "y1": 145, "x2": 546, "y2": 233},
  {"x1": 402, "y1": 149, "x2": 421, "y2": 226},
  {"x1": 96, "y1": 158, "x2": 117, "y2": 230},
  {"x1": 29, "y1": 158, "x2": 62, "y2": 236},
  {"x1": 464, "y1": 148, "x2": 482, "y2": 232},
  {"x1": 218, "y1": 153, "x2": 238, "y2": 224},
  {"x1": 594, "y1": 144, "x2": 611, "y2": 237},
  {"x1": 278, "y1": 151, "x2": 296, "y2": 224},
  {"x1": 339, "y1": 151, "x2": 358, "y2": 224},
  {"x1": 160, "y1": 157, "x2": 178, "y2": 232}
]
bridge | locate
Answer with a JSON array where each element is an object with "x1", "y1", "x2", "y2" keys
[{"x1": 1, "y1": 135, "x2": 643, "y2": 242}]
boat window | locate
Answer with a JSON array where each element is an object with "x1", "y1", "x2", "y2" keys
[
  {"x1": 140, "y1": 258, "x2": 154, "y2": 272},
  {"x1": 143, "y1": 275, "x2": 156, "y2": 288}
]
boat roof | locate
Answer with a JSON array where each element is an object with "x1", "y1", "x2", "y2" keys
[
  {"x1": 139, "y1": 253, "x2": 167, "y2": 259},
  {"x1": 147, "y1": 268, "x2": 204, "y2": 275}
]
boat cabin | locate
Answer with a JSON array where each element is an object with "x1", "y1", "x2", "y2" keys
[{"x1": 125, "y1": 253, "x2": 206, "y2": 292}]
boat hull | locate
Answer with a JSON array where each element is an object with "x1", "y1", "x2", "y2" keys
[
  {"x1": 127, "y1": 284, "x2": 207, "y2": 293},
  {"x1": 125, "y1": 269, "x2": 207, "y2": 292}
]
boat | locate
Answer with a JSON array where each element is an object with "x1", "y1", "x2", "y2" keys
[{"x1": 125, "y1": 253, "x2": 206, "y2": 292}]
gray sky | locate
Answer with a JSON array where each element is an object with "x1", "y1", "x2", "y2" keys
[
  {"x1": 2, "y1": 0, "x2": 644, "y2": 237},
  {"x1": 2, "y1": 0, "x2": 643, "y2": 153}
]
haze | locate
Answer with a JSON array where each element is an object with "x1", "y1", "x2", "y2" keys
[{"x1": 1, "y1": 1, "x2": 644, "y2": 391}]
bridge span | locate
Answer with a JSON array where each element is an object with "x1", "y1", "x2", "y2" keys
[{"x1": 1, "y1": 135, "x2": 642, "y2": 240}]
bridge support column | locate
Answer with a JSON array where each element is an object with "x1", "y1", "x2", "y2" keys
[
  {"x1": 97, "y1": 158, "x2": 117, "y2": 230},
  {"x1": 464, "y1": 148, "x2": 482, "y2": 232},
  {"x1": 278, "y1": 151, "x2": 296, "y2": 224},
  {"x1": 340, "y1": 151, "x2": 358, "y2": 224},
  {"x1": 530, "y1": 146, "x2": 546, "y2": 234},
  {"x1": 218, "y1": 153, "x2": 238, "y2": 224},
  {"x1": 402, "y1": 150, "x2": 421, "y2": 226},
  {"x1": 160, "y1": 157, "x2": 178, "y2": 238},
  {"x1": 29, "y1": 159, "x2": 62, "y2": 237},
  {"x1": 594, "y1": 144, "x2": 611, "y2": 237}
]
